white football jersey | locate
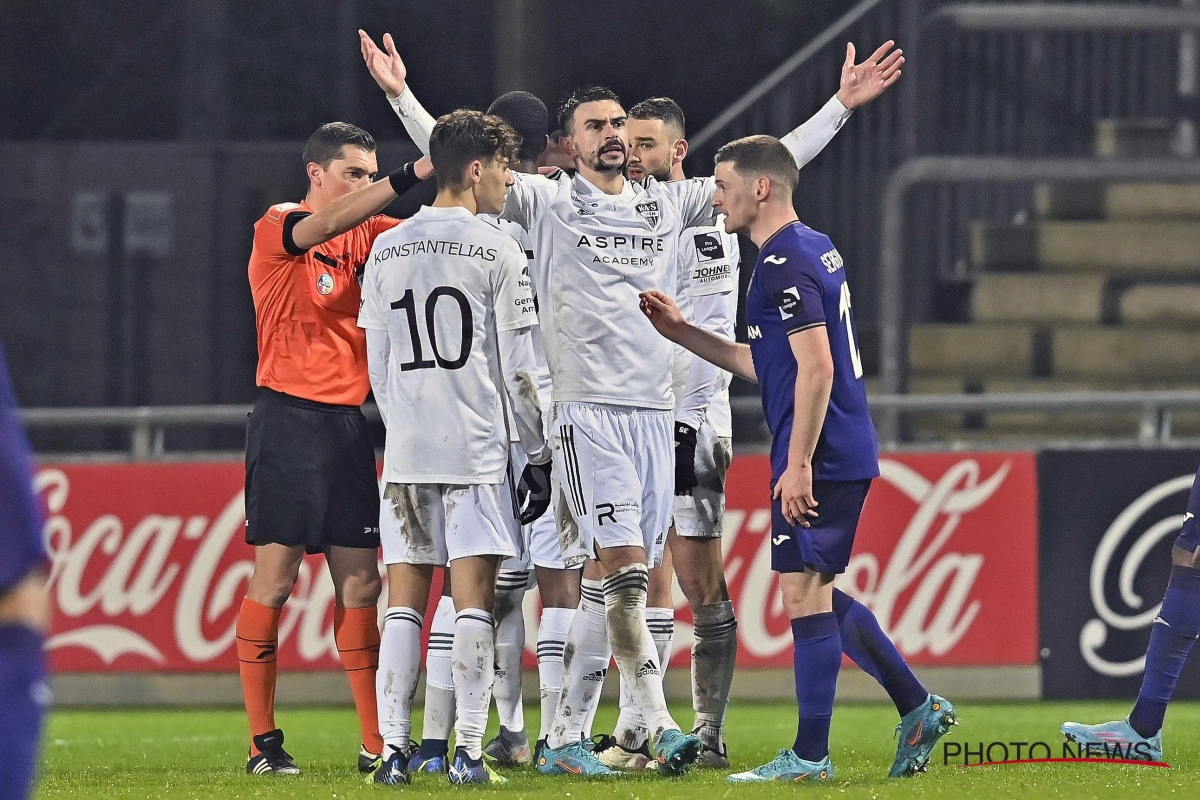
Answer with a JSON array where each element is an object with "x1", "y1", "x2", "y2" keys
[
  {"x1": 502, "y1": 171, "x2": 718, "y2": 410},
  {"x1": 673, "y1": 220, "x2": 740, "y2": 438},
  {"x1": 489, "y1": 215, "x2": 554, "y2": 441},
  {"x1": 359, "y1": 205, "x2": 538, "y2": 484}
]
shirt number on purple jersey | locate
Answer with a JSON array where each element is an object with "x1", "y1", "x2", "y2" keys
[{"x1": 838, "y1": 282, "x2": 864, "y2": 379}]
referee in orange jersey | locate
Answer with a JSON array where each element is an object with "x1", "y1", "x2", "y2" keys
[{"x1": 240, "y1": 121, "x2": 431, "y2": 777}]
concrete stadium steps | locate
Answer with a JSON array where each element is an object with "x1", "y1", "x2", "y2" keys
[
  {"x1": 972, "y1": 220, "x2": 1200, "y2": 273},
  {"x1": 878, "y1": 377, "x2": 1200, "y2": 440},
  {"x1": 971, "y1": 274, "x2": 1200, "y2": 327},
  {"x1": 910, "y1": 324, "x2": 1200, "y2": 381},
  {"x1": 1036, "y1": 182, "x2": 1200, "y2": 221},
  {"x1": 971, "y1": 273, "x2": 1106, "y2": 324}
]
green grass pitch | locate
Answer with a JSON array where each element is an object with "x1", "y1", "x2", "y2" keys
[{"x1": 37, "y1": 700, "x2": 1200, "y2": 799}]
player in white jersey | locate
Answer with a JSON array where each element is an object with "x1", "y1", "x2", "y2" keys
[
  {"x1": 359, "y1": 27, "x2": 903, "y2": 778},
  {"x1": 358, "y1": 110, "x2": 552, "y2": 787},
  {"x1": 586, "y1": 96, "x2": 742, "y2": 770}
]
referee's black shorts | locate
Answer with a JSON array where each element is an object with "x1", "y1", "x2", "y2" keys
[{"x1": 245, "y1": 388, "x2": 380, "y2": 555}]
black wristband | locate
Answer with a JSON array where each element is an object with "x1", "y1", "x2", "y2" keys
[{"x1": 387, "y1": 161, "x2": 421, "y2": 196}]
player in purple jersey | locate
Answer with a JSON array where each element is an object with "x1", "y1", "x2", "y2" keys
[
  {"x1": 0, "y1": 342, "x2": 50, "y2": 800},
  {"x1": 640, "y1": 136, "x2": 957, "y2": 782}
]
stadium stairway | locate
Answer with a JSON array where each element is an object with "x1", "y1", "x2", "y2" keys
[{"x1": 903, "y1": 120, "x2": 1200, "y2": 441}]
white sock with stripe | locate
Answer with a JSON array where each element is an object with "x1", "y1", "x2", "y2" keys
[
  {"x1": 452, "y1": 609, "x2": 497, "y2": 760},
  {"x1": 421, "y1": 595, "x2": 456, "y2": 743},
  {"x1": 536, "y1": 606, "x2": 575, "y2": 741},
  {"x1": 377, "y1": 606, "x2": 423, "y2": 755},
  {"x1": 546, "y1": 578, "x2": 610, "y2": 749},
  {"x1": 613, "y1": 606, "x2": 674, "y2": 749},
  {"x1": 492, "y1": 569, "x2": 529, "y2": 736}
]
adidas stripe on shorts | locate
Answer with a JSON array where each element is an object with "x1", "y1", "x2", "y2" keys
[{"x1": 550, "y1": 401, "x2": 673, "y2": 568}]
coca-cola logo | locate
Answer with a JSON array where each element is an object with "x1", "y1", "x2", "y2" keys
[
  {"x1": 37, "y1": 466, "x2": 362, "y2": 671},
  {"x1": 1079, "y1": 474, "x2": 1193, "y2": 677},
  {"x1": 38, "y1": 454, "x2": 1038, "y2": 672}
]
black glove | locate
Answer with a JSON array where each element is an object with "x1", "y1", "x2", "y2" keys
[
  {"x1": 517, "y1": 459, "x2": 553, "y2": 524},
  {"x1": 674, "y1": 422, "x2": 699, "y2": 496}
]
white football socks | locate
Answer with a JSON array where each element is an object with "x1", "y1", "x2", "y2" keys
[
  {"x1": 536, "y1": 606, "x2": 575, "y2": 741},
  {"x1": 492, "y1": 569, "x2": 529, "y2": 736},
  {"x1": 603, "y1": 565, "x2": 678, "y2": 742},
  {"x1": 377, "y1": 606, "x2": 423, "y2": 754},
  {"x1": 452, "y1": 609, "x2": 496, "y2": 760},
  {"x1": 545, "y1": 578, "x2": 610, "y2": 749},
  {"x1": 420, "y1": 595, "x2": 456, "y2": 743},
  {"x1": 613, "y1": 606, "x2": 674, "y2": 750}
]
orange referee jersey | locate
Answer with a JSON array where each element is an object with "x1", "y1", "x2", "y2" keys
[{"x1": 248, "y1": 202, "x2": 400, "y2": 406}]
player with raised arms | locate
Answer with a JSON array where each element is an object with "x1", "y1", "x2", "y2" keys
[
  {"x1": 639, "y1": 134, "x2": 958, "y2": 782},
  {"x1": 239, "y1": 122, "x2": 431, "y2": 777},
  {"x1": 360, "y1": 26, "x2": 901, "y2": 778},
  {"x1": 359, "y1": 109, "x2": 552, "y2": 786}
]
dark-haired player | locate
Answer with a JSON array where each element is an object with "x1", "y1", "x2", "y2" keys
[
  {"x1": 640, "y1": 134, "x2": 956, "y2": 783},
  {"x1": 361, "y1": 109, "x2": 549, "y2": 787},
  {"x1": 362, "y1": 28, "x2": 901, "y2": 778},
  {"x1": 0, "y1": 342, "x2": 50, "y2": 800},
  {"x1": 240, "y1": 121, "x2": 431, "y2": 776}
]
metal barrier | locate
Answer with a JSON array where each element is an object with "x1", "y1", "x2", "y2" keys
[{"x1": 21, "y1": 392, "x2": 1200, "y2": 458}]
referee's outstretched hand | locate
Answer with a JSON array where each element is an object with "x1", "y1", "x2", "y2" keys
[{"x1": 517, "y1": 460, "x2": 553, "y2": 524}]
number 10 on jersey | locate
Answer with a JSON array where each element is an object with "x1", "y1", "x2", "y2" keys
[{"x1": 391, "y1": 287, "x2": 473, "y2": 371}]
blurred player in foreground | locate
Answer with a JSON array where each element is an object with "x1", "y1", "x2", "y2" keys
[
  {"x1": 639, "y1": 134, "x2": 957, "y2": 782},
  {"x1": 1062, "y1": 471, "x2": 1200, "y2": 759},
  {"x1": 359, "y1": 110, "x2": 551, "y2": 786},
  {"x1": 240, "y1": 121, "x2": 430, "y2": 776},
  {"x1": 0, "y1": 342, "x2": 50, "y2": 800}
]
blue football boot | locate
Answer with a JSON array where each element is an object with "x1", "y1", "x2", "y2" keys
[
  {"x1": 536, "y1": 739, "x2": 615, "y2": 776},
  {"x1": 727, "y1": 749, "x2": 834, "y2": 783},
  {"x1": 407, "y1": 740, "x2": 449, "y2": 775},
  {"x1": 890, "y1": 694, "x2": 959, "y2": 777},
  {"x1": 1061, "y1": 718, "x2": 1163, "y2": 762},
  {"x1": 448, "y1": 747, "x2": 508, "y2": 785},
  {"x1": 652, "y1": 729, "x2": 703, "y2": 776},
  {"x1": 370, "y1": 746, "x2": 413, "y2": 785}
]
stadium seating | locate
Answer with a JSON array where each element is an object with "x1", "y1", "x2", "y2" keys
[{"x1": 904, "y1": 120, "x2": 1200, "y2": 440}]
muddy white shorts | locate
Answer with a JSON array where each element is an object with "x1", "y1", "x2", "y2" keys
[
  {"x1": 502, "y1": 444, "x2": 569, "y2": 571},
  {"x1": 380, "y1": 479, "x2": 522, "y2": 566},
  {"x1": 673, "y1": 417, "x2": 733, "y2": 539},
  {"x1": 550, "y1": 402, "x2": 673, "y2": 568}
]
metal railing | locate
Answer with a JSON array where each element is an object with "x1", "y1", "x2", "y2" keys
[{"x1": 21, "y1": 392, "x2": 1200, "y2": 458}]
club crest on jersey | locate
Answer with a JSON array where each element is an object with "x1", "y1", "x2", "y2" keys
[
  {"x1": 693, "y1": 232, "x2": 725, "y2": 262},
  {"x1": 635, "y1": 200, "x2": 660, "y2": 227},
  {"x1": 774, "y1": 287, "x2": 801, "y2": 320},
  {"x1": 316, "y1": 273, "x2": 335, "y2": 295}
]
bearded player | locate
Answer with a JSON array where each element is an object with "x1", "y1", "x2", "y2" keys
[{"x1": 362, "y1": 27, "x2": 902, "y2": 777}]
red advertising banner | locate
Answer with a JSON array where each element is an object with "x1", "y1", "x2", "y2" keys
[{"x1": 38, "y1": 452, "x2": 1038, "y2": 673}]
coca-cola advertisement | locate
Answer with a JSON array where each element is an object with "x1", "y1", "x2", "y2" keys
[
  {"x1": 38, "y1": 451, "x2": 1038, "y2": 674},
  {"x1": 1039, "y1": 449, "x2": 1200, "y2": 699}
]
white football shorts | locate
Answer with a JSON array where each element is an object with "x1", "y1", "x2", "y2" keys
[
  {"x1": 673, "y1": 417, "x2": 733, "y2": 539},
  {"x1": 380, "y1": 478, "x2": 522, "y2": 566},
  {"x1": 550, "y1": 402, "x2": 673, "y2": 568}
]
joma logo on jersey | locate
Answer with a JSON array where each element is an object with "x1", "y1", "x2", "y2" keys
[
  {"x1": 820, "y1": 248, "x2": 844, "y2": 273},
  {"x1": 748, "y1": 325, "x2": 763, "y2": 339}
]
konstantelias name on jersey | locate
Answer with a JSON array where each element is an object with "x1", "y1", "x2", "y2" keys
[{"x1": 371, "y1": 239, "x2": 499, "y2": 262}]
